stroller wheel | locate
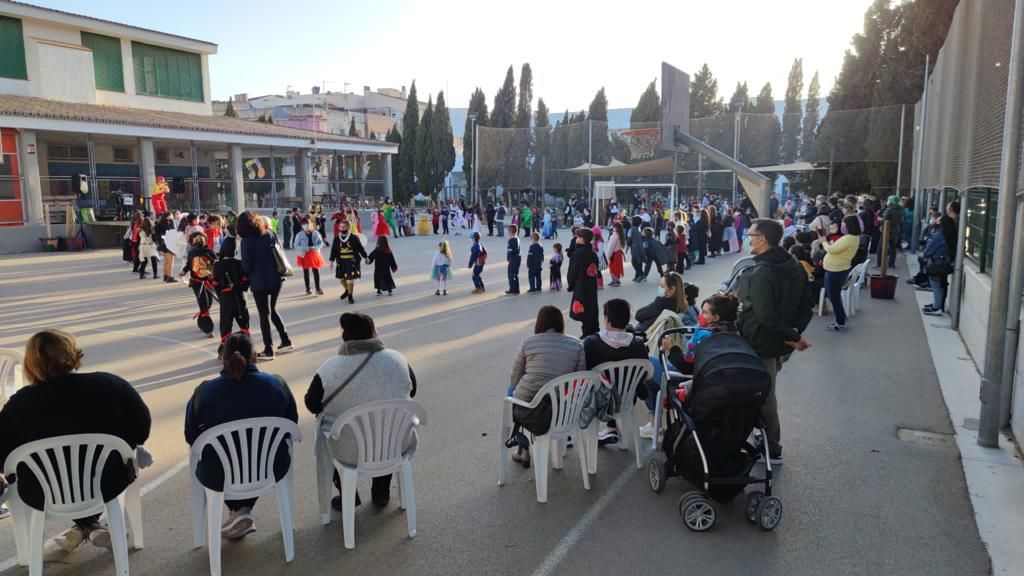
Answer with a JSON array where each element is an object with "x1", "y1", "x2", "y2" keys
[
  {"x1": 756, "y1": 496, "x2": 783, "y2": 531},
  {"x1": 679, "y1": 495, "x2": 716, "y2": 532},
  {"x1": 648, "y1": 456, "x2": 667, "y2": 494},
  {"x1": 745, "y1": 491, "x2": 765, "y2": 524},
  {"x1": 679, "y1": 490, "x2": 704, "y2": 510}
]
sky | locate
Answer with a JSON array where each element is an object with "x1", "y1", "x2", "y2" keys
[{"x1": 31, "y1": 0, "x2": 873, "y2": 110}]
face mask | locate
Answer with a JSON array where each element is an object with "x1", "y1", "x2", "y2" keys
[
  {"x1": 657, "y1": 287, "x2": 666, "y2": 297},
  {"x1": 698, "y1": 313, "x2": 709, "y2": 328},
  {"x1": 841, "y1": 224, "x2": 848, "y2": 234},
  {"x1": 302, "y1": 224, "x2": 310, "y2": 232}
]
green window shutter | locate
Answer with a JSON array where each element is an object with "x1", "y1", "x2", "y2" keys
[
  {"x1": 0, "y1": 16, "x2": 27, "y2": 80},
  {"x1": 130, "y1": 41, "x2": 203, "y2": 102},
  {"x1": 81, "y1": 32, "x2": 124, "y2": 92}
]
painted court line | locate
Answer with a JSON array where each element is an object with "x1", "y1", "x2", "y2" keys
[{"x1": 529, "y1": 463, "x2": 636, "y2": 576}]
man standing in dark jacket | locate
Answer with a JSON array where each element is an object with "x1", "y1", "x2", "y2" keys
[
  {"x1": 486, "y1": 202, "x2": 496, "y2": 236},
  {"x1": 568, "y1": 227, "x2": 600, "y2": 337},
  {"x1": 628, "y1": 216, "x2": 646, "y2": 281},
  {"x1": 736, "y1": 219, "x2": 813, "y2": 465},
  {"x1": 506, "y1": 224, "x2": 521, "y2": 295}
]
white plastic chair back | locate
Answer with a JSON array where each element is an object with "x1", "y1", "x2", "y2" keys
[
  {"x1": 543, "y1": 371, "x2": 598, "y2": 438},
  {"x1": 4, "y1": 434, "x2": 133, "y2": 518},
  {"x1": 328, "y1": 400, "x2": 427, "y2": 475},
  {"x1": 589, "y1": 359, "x2": 653, "y2": 471},
  {"x1": 190, "y1": 417, "x2": 301, "y2": 500},
  {"x1": 0, "y1": 348, "x2": 24, "y2": 403}
]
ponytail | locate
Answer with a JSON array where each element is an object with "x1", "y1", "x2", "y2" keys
[{"x1": 225, "y1": 351, "x2": 248, "y2": 381}]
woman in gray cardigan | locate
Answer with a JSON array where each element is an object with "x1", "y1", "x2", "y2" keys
[
  {"x1": 508, "y1": 305, "x2": 586, "y2": 467},
  {"x1": 305, "y1": 312, "x2": 416, "y2": 508}
]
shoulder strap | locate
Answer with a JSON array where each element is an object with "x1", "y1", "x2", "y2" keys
[{"x1": 320, "y1": 350, "x2": 379, "y2": 412}]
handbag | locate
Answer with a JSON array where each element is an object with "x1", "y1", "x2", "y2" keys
[
  {"x1": 926, "y1": 261, "x2": 954, "y2": 276},
  {"x1": 271, "y1": 234, "x2": 294, "y2": 277},
  {"x1": 319, "y1": 350, "x2": 378, "y2": 412}
]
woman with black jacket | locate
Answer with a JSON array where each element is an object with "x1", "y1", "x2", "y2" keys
[
  {"x1": 0, "y1": 329, "x2": 151, "y2": 553},
  {"x1": 633, "y1": 271, "x2": 687, "y2": 333},
  {"x1": 238, "y1": 211, "x2": 292, "y2": 360}
]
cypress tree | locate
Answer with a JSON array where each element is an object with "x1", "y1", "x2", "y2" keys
[{"x1": 397, "y1": 82, "x2": 419, "y2": 201}]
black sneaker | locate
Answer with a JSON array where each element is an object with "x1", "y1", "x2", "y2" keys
[
  {"x1": 597, "y1": 428, "x2": 620, "y2": 447},
  {"x1": 278, "y1": 340, "x2": 294, "y2": 352},
  {"x1": 258, "y1": 349, "x2": 275, "y2": 361}
]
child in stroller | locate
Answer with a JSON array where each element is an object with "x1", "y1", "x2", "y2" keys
[{"x1": 647, "y1": 306, "x2": 783, "y2": 532}]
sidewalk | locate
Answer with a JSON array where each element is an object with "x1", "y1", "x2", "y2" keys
[{"x1": 912, "y1": 258, "x2": 1024, "y2": 576}]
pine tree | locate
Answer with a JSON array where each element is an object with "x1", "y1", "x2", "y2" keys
[
  {"x1": 370, "y1": 130, "x2": 377, "y2": 141},
  {"x1": 727, "y1": 82, "x2": 750, "y2": 113},
  {"x1": 348, "y1": 117, "x2": 359, "y2": 137},
  {"x1": 516, "y1": 63, "x2": 533, "y2": 129},
  {"x1": 690, "y1": 64, "x2": 724, "y2": 118},
  {"x1": 224, "y1": 99, "x2": 238, "y2": 118},
  {"x1": 588, "y1": 87, "x2": 610, "y2": 164},
  {"x1": 431, "y1": 91, "x2": 455, "y2": 195},
  {"x1": 463, "y1": 88, "x2": 489, "y2": 192},
  {"x1": 782, "y1": 58, "x2": 804, "y2": 163},
  {"x1": 491, "y1": 65, "x2": 517, "y2": 128},
  {"x1": 514, "y1": 63, "x2": 535, "y2": 186},
  {"x1": 414, "y1": 96, "x2": 434, "y2": 196},
  {"x1": 800, "y1": 72, "x2": 821, "y2": 159},
  {"x1": 535, "y1": 98, "x2": 551, "y2": 177},
  {"x1": 751, "y1": 83, "x2": 781, "y2": 166},
  {"x1": 266, "y1": 114, "x2": 273, "y2": 125},
  {"x1": 397, "y1": 82, "x2": 419, "y2": 202},
  {"x1": 630, "y1": 80, "x2": 660, "y2": 125}
]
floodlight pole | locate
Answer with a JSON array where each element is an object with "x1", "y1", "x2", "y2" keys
[
  {"x1": 895, "y1": 104, "x2": 905, "y2": 197},
  {"x1": 979, "y1": 0, "x2": 1024, "y2": 447},
  {"x1": 911, "y1": 54, "x2": 930, "y2": 253},
  {"x1": 732, "y1": 114, "x2": 740, "y2": 205},
  {"x1": 675, "y1": 128, "x2": 770, "y2": 220},
  {"x1": 588, "y1": 120, "x2": 593, "y2": 205}
]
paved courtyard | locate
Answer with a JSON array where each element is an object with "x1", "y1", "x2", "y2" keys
[{"x1": 0, "y1": 232, "x2": 990, "y2": 576}]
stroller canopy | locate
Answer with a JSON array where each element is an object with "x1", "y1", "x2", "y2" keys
[{"x1": 689, "y1": 332, "x2": 772, "y2": 420}]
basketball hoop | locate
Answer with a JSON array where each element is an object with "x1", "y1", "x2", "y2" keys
[{"x1": 618, "y1": 127, "x2": 661, "y2": 161}]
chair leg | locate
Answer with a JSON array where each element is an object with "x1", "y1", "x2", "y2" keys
[
  {"x1": 276, "y1": 473, "x2": 296, "y2": 562},
  {"x1": 28, "y1": 509, "x2": 45, "y2": 576},
  {"x1": 532, "y1": 436, "x2": 550, "y2": 503},
  {"x1": 651, "y1": 391, "x2": 663, "y2": 451},
  {"x1": 586, "y1": 423, "x2": 599, "y2": 475},
  {"x1": 315, "y1": 435, "x2": 333, "y2": 525},
  {"x1": 552, "y1": 437, "x2": 564, "y2": 470},
  {"x1": 8, "y1": 496, "x2": 29, "y2": 566},
  {"x1": 397, "y1": 471, "x2": 407, "y2": 510},
  {"x1": 577, "y1": 436, "x2": 591, "y2": 491},
  {"x1": 498, "y1": 404, "x2": 511, "y2": 486},
  {"x1": 125, "y1": 480, "x2": 144, "y2": 549},
  {"x1": 818, "y1": 287, "x2": 825, "y2": 317},
  {"x1": 341, "y1": 467, "x2": 358, "y2": 549},
  {"x1": 190, "y1": 474, "x2": 206, "y2": 549},
  {"x1": 401, "y1": 460, "x2": 417, "y2": 538},
  {"x1": 206, "y1": 490, "x2": 224, "y2": 576},
  {"x1": 105, "y1": 498, "x2": 130, "y2": 576},
  {"x1": 620, "y1": 409, "x2": 642, "y2": 469}
]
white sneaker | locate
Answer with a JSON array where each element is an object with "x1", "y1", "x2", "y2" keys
[
  {"x1": 638, "y1": 423, "x2": 655, "y2": 439},
  {"x1": 55, "y1": 525, "x2": 87, "y2": 552},
  {"x1": 221, "y1": 508, "x2": 255, "y2": 540},
  {"x1": 0, "y1": 505, "x2": 8, "y2": 520}
]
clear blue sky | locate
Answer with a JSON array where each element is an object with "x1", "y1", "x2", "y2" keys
[{"x1": 31, "y1": 0, "x2": 873, "y2": 111}]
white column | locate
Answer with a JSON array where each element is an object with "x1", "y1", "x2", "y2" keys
[
  {"x1": 298, "y1": 151, "x2": 313, "y2": 208},
  {"x1": 139, "y1": 138, "x2": 157, "y2": 214},
  {"x1": 384, "y1": 154, "x2": 393, "y2": 198},
  {"x1": 20, "y1": 130, "x2": 43, "y2": 223},
  {"x1": 229, "y1": 144, "x2": 244, "y2": 213}
]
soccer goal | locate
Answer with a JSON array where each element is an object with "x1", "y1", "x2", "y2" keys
[{"x1": 593, "y1": 181, "x2": 679, "y2": 222}]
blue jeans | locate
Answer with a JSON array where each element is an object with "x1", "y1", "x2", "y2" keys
[
  {"x1": 825, "y1": 269, "x2": 850, "y2": 326},
  {"x1": 507, "y1": 258, "x2": 520, "y2": 293},
  {"x1": 645, "y1": 355, "x2": 663, "y2": 412},
  {"x1": 472, "y1": 265, "x2": 484, "y2": 289},
  {"x1": 929, "y1": 275, "x2": 947, "y2": 310}
]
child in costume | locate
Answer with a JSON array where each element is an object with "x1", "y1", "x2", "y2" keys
[
  {"x1": 181, "y1": 231, "x2": 217, "y2": 338},
  {"x1": 366, "y1": 235, "x2": 398, "y2": 296},
  {"x1": 549, "y1": 243, "x2": 564, "y2": 292},
  {"x1": 432, "y1": 240, "x2": 453, "y2": 296},
  {"x1": 329, "y1": 220, "x2": 368, "y2": 304},
  {"x1": 526, "y1": 232, "x2": 544, "y2": 292},
  {"x1": 592, "y1": 226, "x2": 606, "y2": 290},
  {"x1": 372, "y1": 208, "x2": 391, "y2": 238},
  {"x1": 204, "y1": 214, "x2": 223, "y2": 253},
  {"x1": 293, "y1": 217, "x2": 326, "y2": 295},
  {"x1": 211, "y1": 236, "x2": 250, "y2": 358},
  {"x1": 151, "y1": 175, "x2": 169, "y2": 215},
  {"x1": 468, "y1": 232, "x2": 487, "y2": 293},
  {"x1": 505, "y1": 224, "x2": 521, "y2": 295},
  {"x1": 137, "y1": 217, "x2": 159, "y2": 280}
]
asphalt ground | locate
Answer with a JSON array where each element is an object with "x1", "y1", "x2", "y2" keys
[{"x1": 0, "y1": 231, "x2": 990, "y2": 576}]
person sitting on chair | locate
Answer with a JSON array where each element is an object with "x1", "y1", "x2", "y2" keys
[{"x1": 0, "y1": 329, "x2": 151, "y2": 553}]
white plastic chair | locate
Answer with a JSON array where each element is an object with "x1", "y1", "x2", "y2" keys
[
  {"x1": 818, "y1": 263, "x2": 864, "y2": 317},
  {"x1": 189, "y1": 417, "x2": 301, "y2": 576},
  {"x1": 584, "y1": 360, "x2": 654, "y2": 472},
  {"x1": 497, "y1": 371, "x2": 599, "y2": 503},
  {"x1": 4, "y1": 434, "x2": 144, "y2": 576},
  {"x1": 849, "y1": 262, "x2": 869, "y2": 316},
  {"x1": 0, "y1": 348, "x2": 24, "y2": 404},
  {"x1": 315, "y1": 400, "x2": 427, "y2": 549}
]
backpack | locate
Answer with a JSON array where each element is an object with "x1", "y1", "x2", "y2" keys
[
  {"x1": 476, "y1": 245, "x2": 488, "y2": 267},
  {"x1": 191, "y1": 251, "x2": 214, "y2": 279},
  {"x1": 579, "y1": 376, "x2": 621, "y2": 428}
]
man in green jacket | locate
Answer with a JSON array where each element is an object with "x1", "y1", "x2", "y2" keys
[{"x1": 737, "y1": 218, "x2": 813, "y2": 466}]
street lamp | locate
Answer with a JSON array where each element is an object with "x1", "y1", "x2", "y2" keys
[{"x1": 469, "y1": 113, "x2": 478, "y2": 205}]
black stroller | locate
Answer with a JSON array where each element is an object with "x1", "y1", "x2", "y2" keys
[{"x1": 647, "y1": 329, "x2": 782, "y2": 532}]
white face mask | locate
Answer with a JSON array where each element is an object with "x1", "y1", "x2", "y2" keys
[{"x1": 657, "y1": 287, "x2": 666, "y2": 297}]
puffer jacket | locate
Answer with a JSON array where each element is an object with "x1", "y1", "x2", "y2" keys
[
  {"x1": 737, "y1": 246, "x2": 814, "y2": 359},
  {"x1": 509, "y1": 331, "x2": 586, "y2": 402}
]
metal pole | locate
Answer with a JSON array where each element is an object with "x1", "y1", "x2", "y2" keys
[
  {"x1": 473, "y1": 120, "x2": 478, "y2": 205},
  {"x1": 895, "y1": 104, "x2": 906, "y2": 196},
  {"x1": 826, "y1": 146, "x2": 834, "y2": 195},
  {"x1": 588, "y1": 120, "x2": 593, "y2": 204},
  {"x1": 912, "y1": 55, "x2": 930, "y2": 253},
  {"x1": 732, "y1": 114, "x2": 740, "y2": 204},
  {"x1": 1000, "y1": 200, "x2": 1024, "y2": 427},
  {"x1": 979, "y1": 0, "x2": 1024, "y2": 447}
]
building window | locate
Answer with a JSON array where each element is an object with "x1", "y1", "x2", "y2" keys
[
  {"x1": 131, "y1": 42, "x2": 203, "y2": 102},
  {"x1": 81, "y1": 32, "x2": 125, "y2": 92},
  {"x1": 48, "y1": 144, "x2": 89, "y2": 161},
  {"x1": 965, "y1": 187, "x2": 997, "y2": 273},
  {"x1": 155, "y1": 149, "x2": 170, "y2": 164},
  {"x1": 0, "y1": 16, "x2": 27, "y2": 80},
  {"x1": 112, "y1": 146, "x2": 134, "y2": 163}
]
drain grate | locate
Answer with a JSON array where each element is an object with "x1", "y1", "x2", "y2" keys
[{"x1": 897, "y1": 427, "x2": 955, "y2": 447}]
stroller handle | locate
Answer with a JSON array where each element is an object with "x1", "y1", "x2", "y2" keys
[{"x1": 659, "y1": 326, "x2": 697, "y2": 339}]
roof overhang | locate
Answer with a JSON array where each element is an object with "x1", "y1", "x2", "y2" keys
[{"x1": 0, "y1": 114, "x2": 397, "y2": 153}]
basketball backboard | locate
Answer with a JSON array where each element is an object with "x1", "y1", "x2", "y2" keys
[{"x1": 661, "y1": 62, "x2": 690, "y2": 150}]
